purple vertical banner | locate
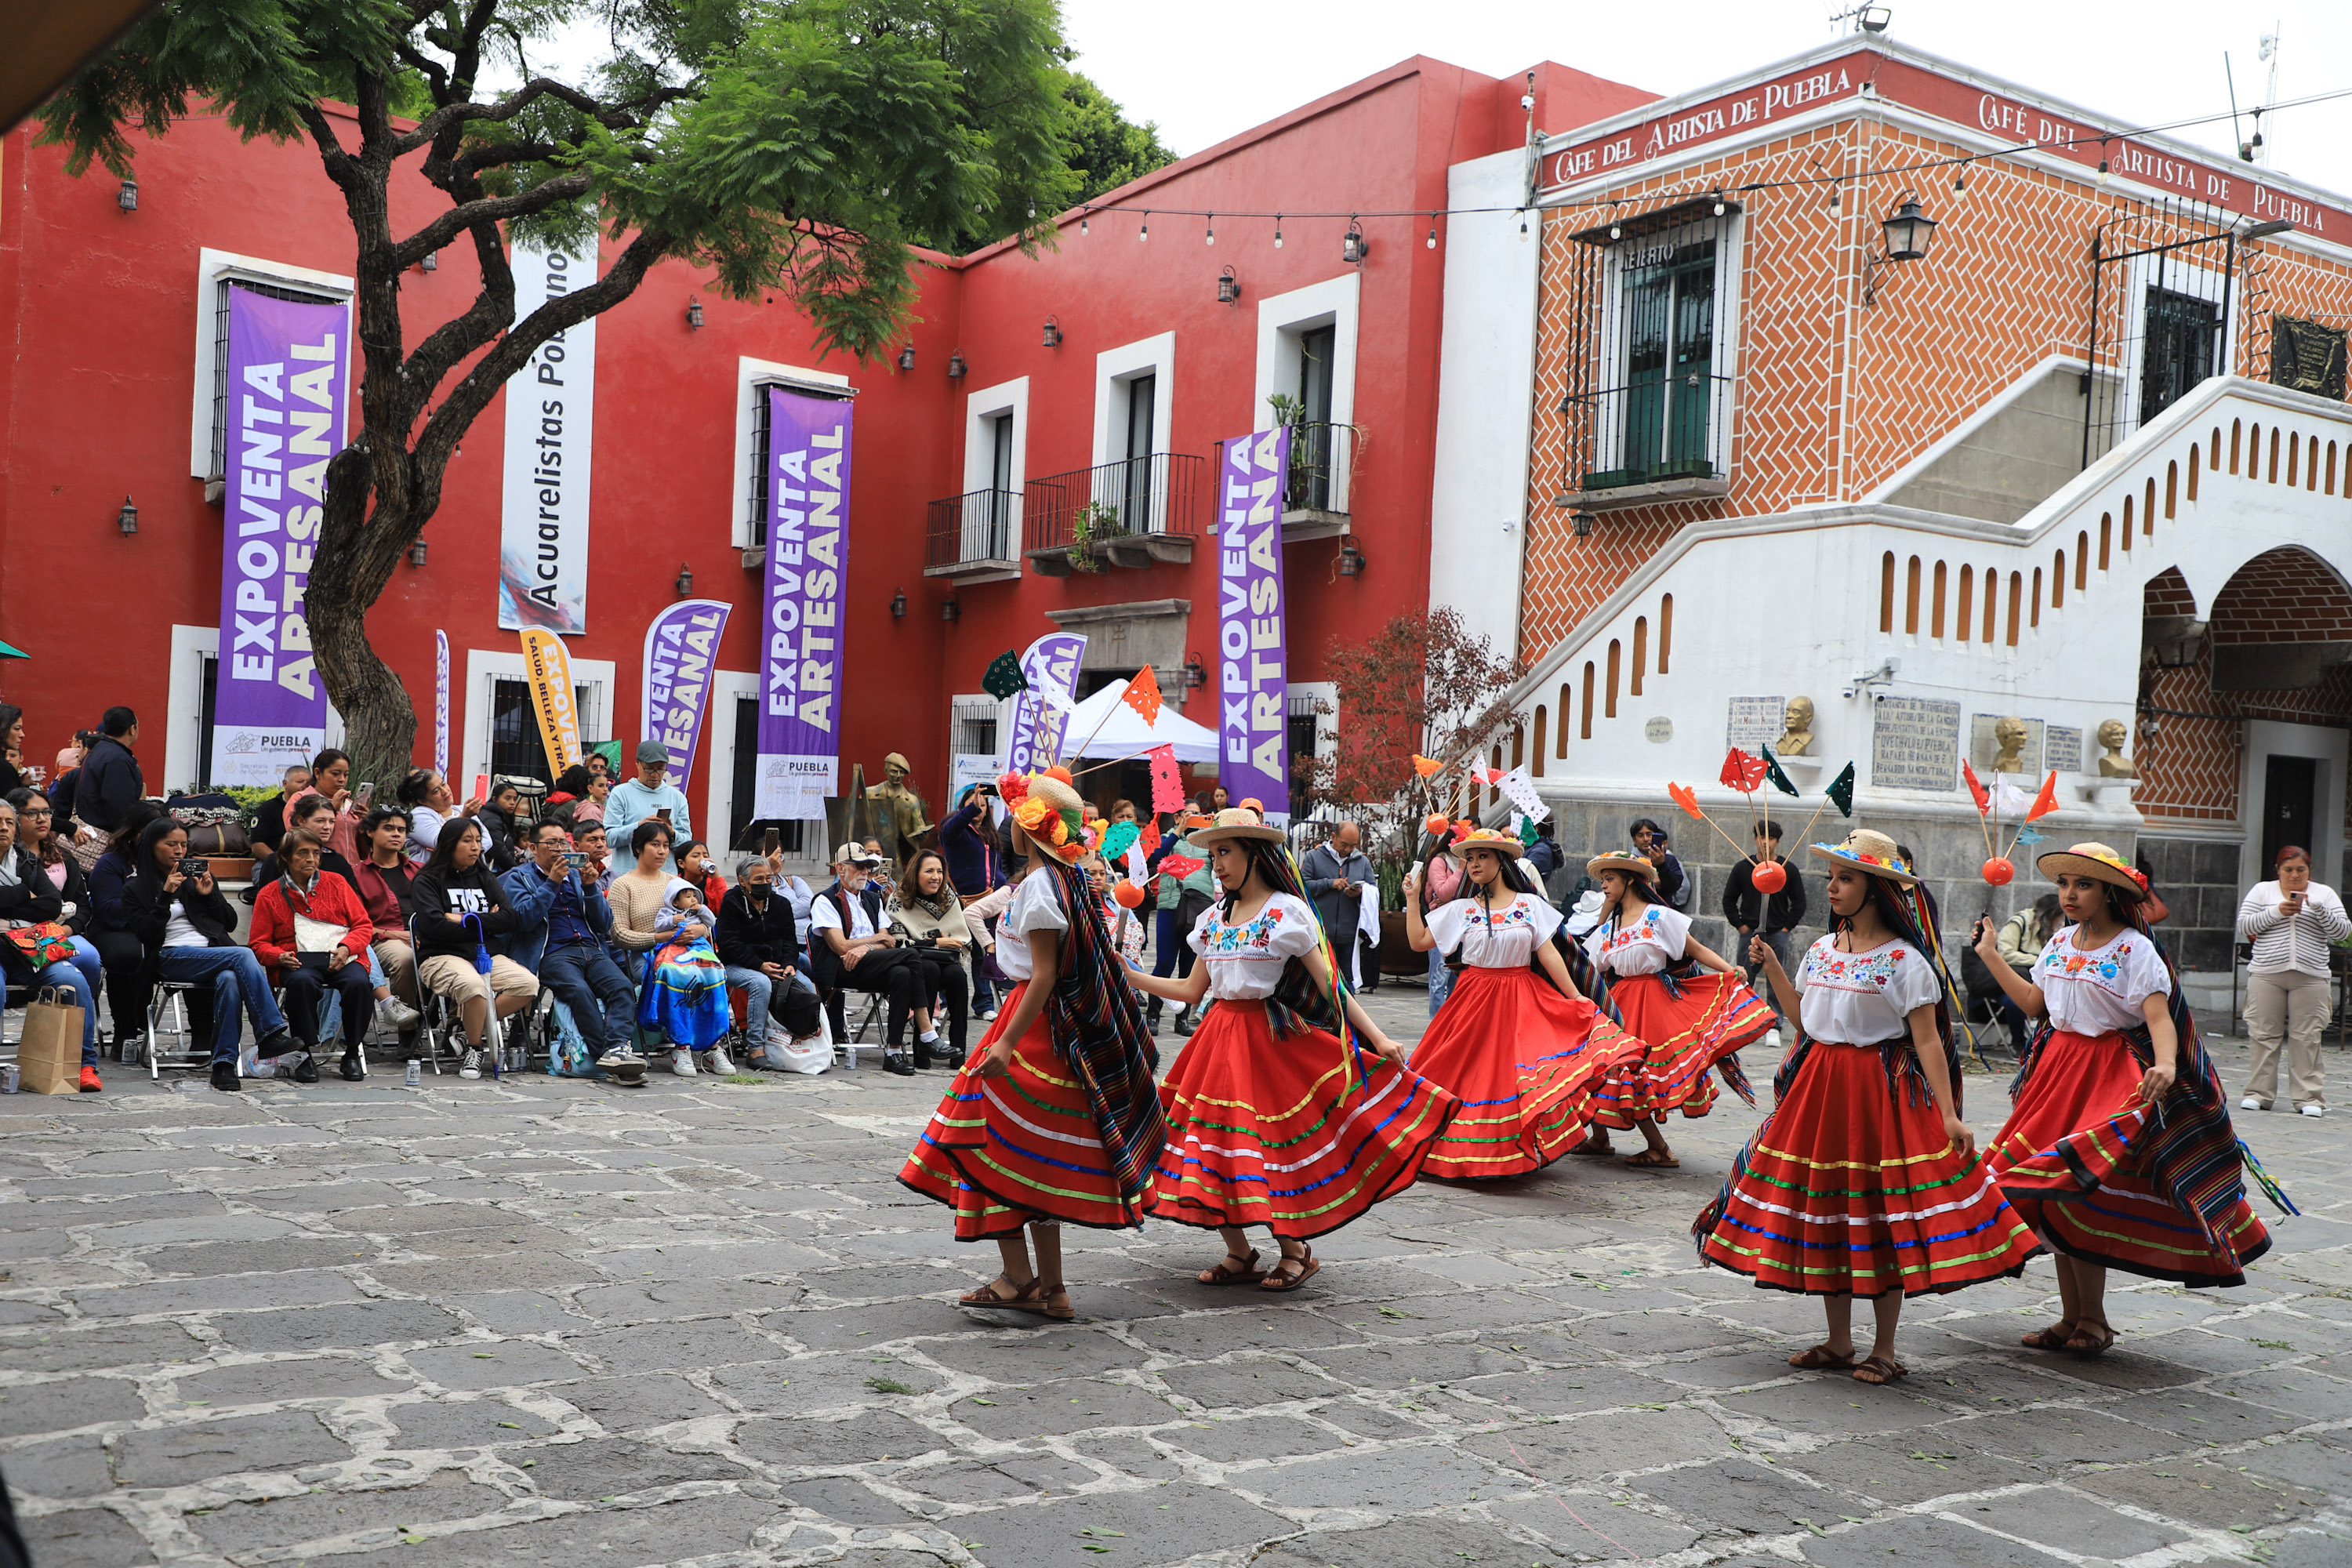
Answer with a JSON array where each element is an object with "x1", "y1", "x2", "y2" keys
[
  {"x1": 753, "y1": 386, "x2": 852, "y2": 819},
  {"x1": 434, "y1": 630, "x2": 450, "y2": 776},
  {"x1": 642, "y1": 599, "x2": 731, "y2": 790},
  {"x1": 1004, "y1": 632, "x2": 1086, "y2": 775},
  {"x1": 211, "y1": 284, "x2": 348, "y2": 786},
  {"x1": 1217, "y1": 426, "x2": 1292, "y2": 822}
]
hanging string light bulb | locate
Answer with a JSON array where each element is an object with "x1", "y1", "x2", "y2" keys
[
  {"x1": 1273, "y1": 213, "x2": 1283, "y2": 249},
  {"x1": 1139, "y1": 210, "x2": 1149, "y2": 241},
  {"x1": 1205, "y1": 213, "x2": 1214, "y2": 245},
  {"x1": 1080, "y1": 209, "x2": 1089, "y2": 236},
  {"x1": 1428, "y1": 214, "x2": 1438, "y2": 249}
]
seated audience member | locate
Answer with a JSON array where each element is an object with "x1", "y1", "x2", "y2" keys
[
  {"x1": 249, "y1": 793, "x2": 358, "y2": 895},
  {"x1": 397, "y1": 768, "x2": 479, "y2": 859},
  {"x1": 808, "y1": 842, "x2": 921, "y2": 1076},
  {"x1": 410, "y1": 817, "x2": 536, "y2": 1079},
  {"x1": 249, "y1": 831, "x2": 378, "y2": 1081},
  {"x1": 249, "y1": 764, "x2": 314, "y2": 853},
  {"x1": 545, "y1": 762, "x2": 593, "y2": 816},
  {"x1": 887, "y1": 848, "x2": 975, "y2": 1068},
  {"x1": 125, "y1": 818, "x2": 295, "y2": 1091},
  {"x1": 503, "y1": 818, "x2": 644, "y2": 1084},
  {"x1": 714, "y1": 855, "x2": 822, "y2": 1051},
  {"x1": 476, "y1": 779, "x2": 530, "y2": 872},
  {"x1": 604, "y1": 818, "x2": 681, "y2": 986},
  {"x1": 643, "y1": 879, "x2": 732, "y2": 1072},
  {"x1": 676, "y1": 840, "x2": 728, "y2": 906},
  {"x1": 295, "y1": 749, "x2": 364, "y2": 866},
  {"x1": 349, "y1": 806, "x2": 426, "y2": 1026},
  {"x1": 7, "y1": 785, "x2": 103, "y2": 977},
  {"x1": 0, "y1": 797, "x2": 106, "y2": 1091},
  {"x1": 87, "y1": 801, "x2": 165, "y2": 1054}
]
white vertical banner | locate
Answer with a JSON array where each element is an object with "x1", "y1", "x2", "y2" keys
[{"x1": 499, "y1": 240, "x2": 597, "y2": 632}]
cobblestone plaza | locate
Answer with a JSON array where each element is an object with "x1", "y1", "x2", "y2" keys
[{"x1": 2, "y1": 994, "x2": 2347, "y2": 1567}]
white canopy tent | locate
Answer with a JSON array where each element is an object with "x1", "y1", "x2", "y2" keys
[{"x1": 1054, "y1": 677, "x2": 1220, "y2": 763}]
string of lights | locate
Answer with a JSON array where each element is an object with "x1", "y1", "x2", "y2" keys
[{"x1": 1052, "y1": 80, "x2": 2352, "y2": 237}]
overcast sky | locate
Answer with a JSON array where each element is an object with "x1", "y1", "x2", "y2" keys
[{"x1": 1061, "y1": 0, "x2": 2352, "y2": 201}]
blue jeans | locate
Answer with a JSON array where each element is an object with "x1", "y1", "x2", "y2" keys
[
  {"x1": 725, "y1": 964, "x2": 772, "y2": 1031},
  {"x1": 539, "y1": 941, "x2": 634, "y2": 1059},
  {"x1": 1427, "y1": 946, "x2": 1454, "y2": 1016},
  {"x1": 1152, "y1": 909, "x2": 1197, "y2": 982},
  {"x1": 158, "y1": 946, "x2": 287, "y2": 1065}
]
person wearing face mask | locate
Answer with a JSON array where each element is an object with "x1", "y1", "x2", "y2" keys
[
  {"x1": 1401, "y1": 826, "x2": 1632, "y2": 1182},
  {"x1": 715, "y1": 854, "x2": 822, "y2": 1054},
  {"x1": 1973, "y1": 842, "x2": 2293, "y2": 1359}
]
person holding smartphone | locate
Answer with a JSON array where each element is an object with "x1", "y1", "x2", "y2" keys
[
  {"x1": 603, "y1": 742, "x2": 692, "y2": 873},
  {"x1": 124, "y1": 818, "x2": 296, "y2": 1091},
  {"x1": 2236, "y1": 844, "x2": 2350, "y2": 1117}
]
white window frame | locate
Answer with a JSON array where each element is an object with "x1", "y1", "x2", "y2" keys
[
  {"x1": 1253, "y1": 275, "x2": 1360, "y2": 513},
  {"x1": 1592, "y1": 212, "x2": 1744, "y2": 481},
  {"x1": 166, "y1": 622, "x2": 343, "y2": 791},
  {"x1": 191, "y1": 248, "x2": 354, "y2": 481},
  {"x1": 461, "y1": 646, "x2": 616, "y2": 793},
  {"x1": 1091, "y1": 332, "x2": 1175, "y2": 468},
  {"x1": 733, "y1": 356, "x2": 855, "y2": 550},
  {"x1": 960, "y1": 376, "x2": 1029, "y2": 562},
  {"x1": 949, "y1": 691, "x2": 1013, "y2": 760}
]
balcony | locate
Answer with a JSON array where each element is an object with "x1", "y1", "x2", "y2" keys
[
  {"x1": 1282, "y1": 421, "x2": 1356, "y2": 538},
  {"x1": 1022, "y1": 452, "x2": 1206, "y2": 576},
  {"x1": 924, "y1": 488, "x2": 1022, "y2": 583},
  {"x1": 1558, "y1": 372, "x2": 1734, "y2": 512}
]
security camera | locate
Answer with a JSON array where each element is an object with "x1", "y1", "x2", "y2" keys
[{"x1": 1841, "y1": 687, "x2": 1856, "y2": 700}]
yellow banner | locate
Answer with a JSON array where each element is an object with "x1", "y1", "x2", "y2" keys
[{"x1": 519, "y1": 630, "x2": 580, "y2": 776}]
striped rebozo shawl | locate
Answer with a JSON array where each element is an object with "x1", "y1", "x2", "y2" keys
[{"x1": 1030, "y1": 858, "x2": 1166, "y2": 1210}]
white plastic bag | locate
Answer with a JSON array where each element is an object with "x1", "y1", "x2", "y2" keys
[{"x1": 762, "y1": 1017, "x2": 831, "y2": 1075}]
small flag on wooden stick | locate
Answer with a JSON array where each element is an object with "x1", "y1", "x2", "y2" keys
[{"x1": 1123, "y1": 666, "x2": 1164, "y2": 724}]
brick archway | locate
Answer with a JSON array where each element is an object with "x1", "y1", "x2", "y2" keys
[{"x1": 2208, "y1": 546, "x2": 2352, "y2": 690}]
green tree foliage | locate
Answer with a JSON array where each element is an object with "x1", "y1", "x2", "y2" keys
[
  {"x1": 36, "y1": 0, "x2": 1080, "y2": 782},
  {"x1": 1061, "y1": 73, "x2": 1174, "y2": 205}
]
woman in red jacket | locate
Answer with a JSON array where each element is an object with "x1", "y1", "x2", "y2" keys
[{"x1": 249, "y1": 832, "x2": 379, "y2": 1080}]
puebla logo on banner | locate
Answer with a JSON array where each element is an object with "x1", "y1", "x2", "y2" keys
[
  {"x1": 499, "y1": 240, "x2": 597, "y2": 633},
  {"x1": 754, "y1": 385, "x2": 853, "y2": 820},
  {"x1": 211, "y1": 283, "x2": 349, "y2": 787}
]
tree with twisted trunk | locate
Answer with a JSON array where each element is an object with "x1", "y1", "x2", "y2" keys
[{"x1": 37, "y1": 0, "x2": 1080, "y2": 786}]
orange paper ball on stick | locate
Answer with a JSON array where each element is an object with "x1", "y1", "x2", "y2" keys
[
  {"x1": 1424, "y1": 813, "x2": 1450, "y2": 835},
  {"x1": 1981, "y1": 857, "x2": 2015, "y2": 886},
  {"x1": 1749, "y1": 860, "x2": 1788, "y2": 895},
  {"x1": 1112, "y1": 879, "x2": 1147, "y2": 909}
]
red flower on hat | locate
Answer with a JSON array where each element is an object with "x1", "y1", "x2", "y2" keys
[{"x1": 996, "y1": 771, "x2": 1030, "y2": 806}]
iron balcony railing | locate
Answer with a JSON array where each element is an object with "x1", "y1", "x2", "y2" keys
[
  {"x1": 1285, "y1": 421, "x2": 1352, "y2": 514},
  {"x1": 1565, "y1": 371, "x2": 1734, "y2": 492},
  {"x1": 1023, "y1": 452, "x2": 1207, "y2": 552},
  {"x1": 924, "y1": 487, "x2": 1020, "y2": 570}
]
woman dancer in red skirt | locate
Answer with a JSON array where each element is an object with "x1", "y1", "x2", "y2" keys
[
  {"x1": 1696, "y1": 829, "x2": 2039, "y2": 1386},
  {"x1": 898, "y1": 769, "x2": 1165, "y2": 1323},
  {"x1": 1402, "y1": 827, "x2": 1633, "y2": 1181},
  {"x1": 1574, "y1": 850, "x2": 1776, "y2": 1168},
  {"x1": 1127, "y1": 809, "x2": 1456, "y2": 1292},
  {"x1": 1971, "y1": 841, "x2": 2288, "y2": 1356}
]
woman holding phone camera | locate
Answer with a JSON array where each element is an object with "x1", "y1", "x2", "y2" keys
[
  {"x1": 125, "y1": 818, "x2": 296, "y2": 1091},
  {"x1": 1973, "y1": 842, "x2": 2285, "y2": 1356},
  {"x1": 2235, "y1": 845, "x2": 2347, "y2": 1118}
]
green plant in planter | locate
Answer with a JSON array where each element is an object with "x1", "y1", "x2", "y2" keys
[{"x1": 1069, "y1": 499, "x2": 1126, "y2": 572}]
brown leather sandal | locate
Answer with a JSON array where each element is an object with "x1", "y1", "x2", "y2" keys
[
  {"x1": 1016, "y1": 1278, "x2": 1076, "y2": 1321},
  {"x1": 1258, "y1": 1243, "x2": 1320, "y2": 1293},
  {"x1": 1788, "y1": 1343, "x2": 1857, "y2": 1370},
  {"x1": 1852, "y1": 1356, "x2": 1907, "y2": 1386},
  {"x1": 1198, "y1": 1249, "x2": 1265, "y2": 1286},
  {"x1": 2019, "y1": 1319, "x2": 2078, "y2": 1351},
  {"x1": 1570, "y1": 1133, "x2": 1617, "y2": 1159},
  {"x1": 1623, "y1": 1148, "x2": 1680, "y2": 1169},
  {"x1": 2063, "y1": 1319, "x2": 2115, "y2": 1358},
  {"x1": 959, "y1": 1276, "x2": 1032, "y2": 1308}
]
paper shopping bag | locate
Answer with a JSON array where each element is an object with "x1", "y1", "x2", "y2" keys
[{"x1": 18, "y1": 986, "x2": 84, "y2": 1094}]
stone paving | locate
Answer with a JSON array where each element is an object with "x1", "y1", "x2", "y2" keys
[{"x1": 2, "y1": 988, "x2": 2348, "y2": 1568}]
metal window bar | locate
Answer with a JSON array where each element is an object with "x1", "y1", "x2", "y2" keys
[
  {"x1": 1285, "y1": 691, "x2": 1321, "y2": 805},
  {"x1": 211, "y1": 277, "x2": 343, "y2": 480},
  {"x1": 747, "y1": 387, "x2": 775, "y2": 546},
  {"x1": 1022, "y1": 452, "x2": 1205, "y2": 552},
  {"x1": 2081, "y1": 197, "x2": 2241, "y2": 469},
  {"x1": 1283, "y1": 423, "x2": 1353, "y2": 514},
  {"x1": 1557, "y1": 203, "x2": 1736, "y2": 495},
  {"x1": 951, "y1": 699, "x2": 1000, "y2": 757},
  {"x1": 925, "y1": 488, "x2": 1020, "y2": 568}
]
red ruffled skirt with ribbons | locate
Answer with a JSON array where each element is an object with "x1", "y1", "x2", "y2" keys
[
  {"x1": 898, "y1": 982, "x2": 1149, "y2": 1238},
  {"x1": 1591, "y1": 970, "x2": 1776, "y2": 1127},
  {"x1": 1410, "y1": 966, "x2": 1635, "y2": 1181},
  {"x1": 1149, "y1": 998, "x2": 1457, "y2": 1238}
]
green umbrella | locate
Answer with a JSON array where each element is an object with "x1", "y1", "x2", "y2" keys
[{"x1": 0, "y1": 641, "x2": 26, "y2": 659}]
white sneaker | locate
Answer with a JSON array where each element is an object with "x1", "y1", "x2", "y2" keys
[
  {"x1": 1764, "y1": 1029, "x2": 1784, "y2": 1053},
  {"x1": 2300, "y1": 1103, "x2": 2325, "y2": 1118},
  {"x1": 2241, "y1": 1094, "x2": 2265, "y2": 1111},
  {"x1": 670, "y1": 1049, "x2": 697, "y2": 1077},
  {"x1": 705, "y1": 1045, "x2": 735, "y2": 1075},
  {"x1": 377, "y1": 997, "x2": 423, "y2": 1033},
  {"x1": 459, "y1": 1047, "x2": 483, "y2": 1080}
]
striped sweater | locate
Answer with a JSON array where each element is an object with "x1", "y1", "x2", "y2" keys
[{"x1": 2235, "y1": 880, "x2": 2350, "y2": 976}]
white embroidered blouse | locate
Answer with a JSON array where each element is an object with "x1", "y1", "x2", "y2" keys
[
  {"x1": 994, "y1": 872, "x2": 1069, "y2": 983},
  {"x1": 2034, "y1": 925, "x2": 2172, "y2": 1036},
  {"x1": 1189, "y1": 892, "x2": 1319, "y2": 1000},
  {"x1": 1427, "y1": 891, "x2": 1563, "y2": 969},
  {"x1": 1794, "y1": 935, "x2": 1943, "y2": 1044},
  {"x1": 1583, "y1": 903, "x2": 1690, "y2": 977}
]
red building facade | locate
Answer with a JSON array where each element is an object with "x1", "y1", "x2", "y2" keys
[{"x1": 0, "y1": 56, "x2": 1652, "y2": 853}]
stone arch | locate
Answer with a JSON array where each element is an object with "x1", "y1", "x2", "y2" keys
[{"x1": 2208, "y1": 546, "x2": 2352, "y2": 690}]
